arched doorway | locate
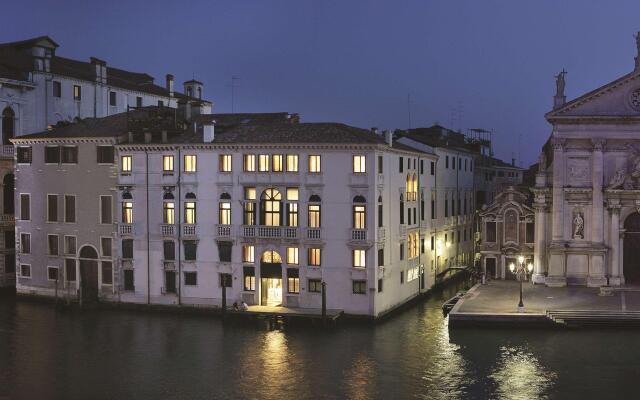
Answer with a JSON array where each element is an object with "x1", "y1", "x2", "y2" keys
[
  {"x1": 79, "y1": 245, "x2": 99, "y2": 304},
  {"x1": 3, "y1": 174, "x2": 14, "y2": 214},
  {"x1": 260, "y1": 250, "x2": 282, "y2": 306},
  {"x1": 2, "y1": 107, "x2": 15, "y2": 145},
  {"x1": 624, "y1": 213, "x2": 640, "y2": 284}
]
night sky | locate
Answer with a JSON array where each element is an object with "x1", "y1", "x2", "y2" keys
[{"x1": 3, "y1": 0, "x2": 640, "y2": 166}]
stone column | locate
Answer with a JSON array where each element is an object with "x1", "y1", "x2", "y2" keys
[
  {"x1": 547, "y1": 138, "x2": 567, "y2": 286},
  {"x1": 608, "y1": 202, "x2": 621, "y2": 285},
  {"x1": 532, "y1": 202, "x2": 547, "y2": 284},
  {"x1": 588, "y1": 139, "x2": 606, "y2": 287}
]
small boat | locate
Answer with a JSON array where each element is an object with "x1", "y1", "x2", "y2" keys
[{"x1": 442, "y1": 291, "x2": 466, "y2": 315}]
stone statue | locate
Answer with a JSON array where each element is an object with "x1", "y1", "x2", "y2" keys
[
  {"x1": 573, "y1": 211, "x2": 584, "y2": 239},
  {"x1": 555, "y1": 69, "x2": 567, "y2": 97},
  {"x1": 607, "y1": 168, "x2": 627, "y2": 190},
  {"x1": 635, "y1": 32, "x2": 640, "y2": 55}
]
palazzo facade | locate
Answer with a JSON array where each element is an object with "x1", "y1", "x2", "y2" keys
[{"x1": 533, "y1": 47, "x2": 640, "y2": 286}]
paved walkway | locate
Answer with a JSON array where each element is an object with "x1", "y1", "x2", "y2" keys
[
  {"x1": 245, "y1": 305, "x2": 342, "y2": 318},
  {"x1": 455, "y1": 280, "x2": 635, "y2": 315}
]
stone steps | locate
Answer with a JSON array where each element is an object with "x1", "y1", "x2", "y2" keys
[{"x1": 547, "y1": 310, "x2": 640, "y2": 327}]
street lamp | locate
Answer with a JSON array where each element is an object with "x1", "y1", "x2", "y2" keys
[{"x1": 509, "y1": 256, "x2": 534, "y2": 313}]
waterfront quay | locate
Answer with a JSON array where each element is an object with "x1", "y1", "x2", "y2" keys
[{"x1": 450, "y1": 280, "x2": 640, "y2": 328}]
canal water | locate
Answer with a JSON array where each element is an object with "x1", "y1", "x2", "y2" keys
[{"x1": 1, "y1": 284, "x2": 639, "y2": 400}]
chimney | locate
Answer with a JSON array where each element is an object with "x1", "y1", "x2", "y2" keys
[
  {"x1": 166, "y1": 74, "x2": 174, "y2": 97},
  {"x1": 203, "y1": 123, "x2": 215, "y2": 143},
  {"x1": 384, "y1": 130, "x2": 392, "y2": 147},
  {"x1": 371, "y1": 127, "x2": 379, "y2": 136},
  {"x1": 511, "y1": 158, "x2": 516, "y2": 166}
]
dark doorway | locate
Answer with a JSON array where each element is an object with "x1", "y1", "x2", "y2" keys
[
  {"x1": 2, "y1": 107, "x2": 14, "y2": 145},
  {"x1": 485, "y1": 257, "x2": 496, "y2": 279},
  {"x1": 3, "y1": 174, "x2": 14, "y2": 214},
  {"x1": 165, "y1": 271, "x2": 176, "y2": 294},
  {"x1": 79, "y1": 246, "x2": 99, "y2": 304},
  {"x1": 624, "y1": 212, "x2": 640, "y2": 284},
  {"x1": 504, "y1": 257, "x2": 517, "y2": 280},
  {"x1": 124, "y1": 270, "x2": 134, "y2": 291}
]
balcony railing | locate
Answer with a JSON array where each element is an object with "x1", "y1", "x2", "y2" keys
[
  {"x1": 239, "y1": 225, "x2": 300, "y2": 239},
  {"x1": 217, "y1": 225, "x2": 232, "y2": 237},
  {"x1": 119, "y1": 223, "x2": 133, "y2": 235},
  {"x1": 1, "y1": 145, "x2": 14, "y2": 158},
  {"x1": 307, "y1": 228, "x2": 321, "y2": 240},
  {"x1": 183, "y1": 225, "x2": 197, "y2": 236},
  {"x1": 241, "y1": 226, "x2": 256, "y2": 237},
  {"x1": 351, "y1": 229, "x2": 367, "y2": 241},
  {"x1": 161, "y1": 224, "x2": 175, "y2": 236}
]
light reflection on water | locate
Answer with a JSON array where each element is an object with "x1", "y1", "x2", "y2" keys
[{"x1": 3, "y1": 283, "x2": 640, "y2": 399}]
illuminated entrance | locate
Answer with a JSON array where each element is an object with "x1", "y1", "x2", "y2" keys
[{"x1": 260, "y1": 250, "x2": 283, "y2": 306}]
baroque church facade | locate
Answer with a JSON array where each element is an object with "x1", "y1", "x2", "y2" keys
[{"x1": 533, "y1": 38, "x2": 640, "y2": 287}]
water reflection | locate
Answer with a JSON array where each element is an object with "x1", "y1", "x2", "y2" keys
[{"x1": 489, "y1": 346, "x2": 556, "y2": 400}]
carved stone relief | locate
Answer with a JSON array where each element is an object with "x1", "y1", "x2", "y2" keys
[{"x1": 566, "y1": 157, "x2": 590, "y2": 185}]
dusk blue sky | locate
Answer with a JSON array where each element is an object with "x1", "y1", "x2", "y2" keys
[{"x1": 2, "y1": 1, "x2": 640, "y2": 166}]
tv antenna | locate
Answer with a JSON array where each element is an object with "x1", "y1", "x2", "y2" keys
[{"x1": 227, "y1": 75, "x2": 240, "y2": 113}]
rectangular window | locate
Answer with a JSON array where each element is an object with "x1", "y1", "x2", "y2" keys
[
  {"x1": 97, "y1": 146, "x2": 115, "y2": 164},
  {"x1": 122, "y1": 201, "x2": 133, "y2": 224},
  {"x1": 184, "y1": 155, "x2": 197, "y2": 172},
  {"x1": 64, "y1": 236, "x2": 77, "y2": 255},
  {"x1": 354, "y1": 205, "x2": 366, "y2": 229},
  {"x1": 377, "y1": 248, "x2": 384, "y2": 267},
  {"x1": 243, "y1": 202, "x2": 255, "y2": 225},
  {"x1": 452, "y1": 156, "x2": 456, "y2": 170},
  {"x1": 100, "y1": 195, "x2": 112, "y2": 224},
  {"x1": 400, "y1": 270, "x2": 404, "y2": 284},
  {"x1": 272, "y1": 154, "x2": 283, "y2": 172},
  {"x1": 287, "y1": 203, "x2": 298, "y2": 227},
  {"x1": 65, "y1": 259, "x2": 76, "y2": 282},
  {"x1": 158, "y1": 100, "x2": 164, "y2": 107},
  {"x1": 101, "y1": 262, "x2": 113, "y2": 284},
  {"x1": 308, "y1": 155, "x2": 321, "y2": 173},
  {"x1": 219, "y1": 154, "x2": 232, "y2": 172},
  {"x1": 45, "y1": 146, "x2": 60, "y2": 163},
  {"x1": 378, "y1": 203, "x2": 383, "y2": 228},
  {"x1": 286, "y1": 154, "x2": 298, "y2": 172},
  {"x1": 243, "y1": 245, "x2": 255, "y2": 263},
  {"x1": 73, "y1": 85, "x2": 81, "y2": 100},
  {"x1": 47, "y1": 194, "x2": 58, "y2": 222},
  {"x1": 121, "y1": 239, "x2": 133, "y2": 259},
  {"x1": 163, "y1": 155, "x2": 174, "y2": 173},
  {"x1": 20, "y1": 194, "x2": 30, "y2": 220},
  {"x1": 53, "y1": 81, "x2": 61, "y2": 97},
  {"x1": 121, "y1": 155, "x2": 132, "y2": 174},
  {"x1": 378, "y1": 155, "x2": 383, "y2": 174},
  {"x1": 20, "y1": 264, "x2": 31, "y2": 278},
  {"x1": 184, "y1": 272, "x2": 198, "y2": 286},
  {"x1": 183, "y1": 240, "x2": 197, "y2": 261},
  {"x1": 109, "y1": 91, "x2": 117, "y2": 106},
  {"x1": 61, "y1": 146, "x2": 78, "y2": 164},
  {"x1": 287, "y1": 268, "x2": 300, "y2": 294},
  {"x1": 136, "y1": 96, "x2": 142, "y2": 107},
  {"x1": 218, "y1": 242, "x2": 232, "y2": 262},
  {"x1": 486, "y1": 221, "x2": 497, "y2": 243},
  {"x1": 184, "y1": 201, "x2": 196, "y2": 224},
  {"x1": 244, "y1": 267, "x2": 256, "y2": 291},
  {"x1": 308, "y1": 279, "x2": 322, "y2": 293},
  {"x1": 243, "y1": 154, "x2": 256, "y2": 172},
  {"x1": 17, "y1": 147, "x2": 32, "y2": 164},
  {"x1": 163, "y1": 240, "x2": 175, "y2": 261},
  {"x1": 526, "y1": 222, "x2": 535, "y2": 244},
  {"x1": 4, "y1": 231, "x2": 14, "y2": 250},
  {"x1": 352, "y1": 280, "x2": 366, "y2": 294},
  {"x1": 287, "y1": 247, "x2": 298, "y2": 265},
  {"x1": 219, "y1": 273, "x2": 232, "y2": 288},
  {"x1": 258, "y1": 154, "x2": 270, "y2": 172},
  {"x1": 101, "y1": 237, "x2": 112, "y2": 257},
  {"x1": 420, "y1": 160, "x2": 424, "y2": 174},
  {"x1": 163, "y1": 202, "x2": 175, "y2": 224},
  {"x1": 218, "y1": 202, "x2": 231, "y2": 225},
  {"x1": 308, "y1": 204, "x2": 321, "y2": 228},
  {"x1": 445, "y1": 155, "x2": 449, "y2": 169},
  {"x1": 353, "y1": 155, "x2": 366, "y2": 173},
  {"x1": 20, "y1": 233, "x2": 30, "y2": 254},
  {"x1": 353, "y1": 249, "x2": 366, "y2": 268},
  {"x1": 430, "y1": 161, "x2": 435, "y2": 175},
  {"x1": 123, "y1": 269, "x2": 134, "y2": 291},
  {"x1": 308, "y1": 248, "x2": 321, "y2": 267},
  {"x1": 400, "y1": 243, "x2": 404, "y2": 261},
  {"x1": 48, "y1": 266, "x2": 59, "y2": 281},
  {"x1": 378, "y1": 278, "x2": 383, "y2": 293},
  {"x1": 48, "y1": 234, "x2": 59, "y2": 256}
]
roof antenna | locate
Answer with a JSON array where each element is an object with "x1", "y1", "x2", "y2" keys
[
  {"x1": 226, "y1": 75, "x2": 240, "y2": 113},
  {"x1": 407, "y1": 93, "x2": 412, "y2": 129}
]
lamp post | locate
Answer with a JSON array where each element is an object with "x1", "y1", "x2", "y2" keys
[{"x1": 509, "y1": 255, "x2": 534, "y2": 313}]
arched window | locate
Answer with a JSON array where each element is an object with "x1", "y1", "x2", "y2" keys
[
  {"x1": 185, "y1": 192, "x2": 196, "y2": 199},
  {"x1": 260, "y1": 188, "x2": 282, "y2": 226},
  {"x1": 163, "y1": 192, "x2": 174, "y2": 200},
  {"x1": 3, "y1": 173, "x2": 14, "y2": 214},
  {"x1": 353, "y1": 196, "x2": 366, "y2": 229},
  {"x1": 163, "y1": 192, "x2": 175, "y2": 224},
  {"x1": 261, "y1": 250, "x2": 282, "y2": 264},
  {"x1": 308, "y1": 194, "x2": 321, "y2": 228},
  {"x1": 219, "y1": 193, "x2": 232, "y2": 225},
  {"x1": 185, "y1": 193, "x2": 196, "y2": 224},
  {"x1": 2, "y1": 107, "x2": 15, "y2": 146}
]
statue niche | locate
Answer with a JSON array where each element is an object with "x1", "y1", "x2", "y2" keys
[{"x1": 572, "y1": 210, "x2": 584, "y2": 239}]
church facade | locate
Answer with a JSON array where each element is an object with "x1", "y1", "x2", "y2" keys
[{"x1": 533, "y1": 41, "x2": 640, "y2": 287}]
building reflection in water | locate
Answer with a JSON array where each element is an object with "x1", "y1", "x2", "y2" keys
[
  {"x1": 489, "y1": 346, "x2": 556, "y2": 400},
  {"x1": 343, "y1": 352, "x2": 376, "y2": 400}
]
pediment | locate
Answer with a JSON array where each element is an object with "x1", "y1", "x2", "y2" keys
[{"x1": 546, "y1": 70, "x2": 640, "y2": 121}]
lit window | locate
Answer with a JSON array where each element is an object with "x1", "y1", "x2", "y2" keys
[
  {"x1": 185, "y1": 201, "x2": 196, "y2": 224},
  {"x1": 287, "y1": 203, "x2": 298, "y2": 227},
  {"x1": 245, "y1": 187, "x2": 256, "y2": 200},
  {"x1": 258, "y1": 154, "x2": 270, "y2": 172},
  {"x1": 286, "y1": 154, "x2": 298, "y2": 172},
  {"x1": 122, "y1": 202, "x2": 133, "y2": 224},
  {"x1": 308, "y1": 155, "x2": 321, "y2": 173},
  {"x1": 243, "y1": 245, "x2": 255, "y2": 263},
  {"x1": 353, "y1": 155, "x2": 366, "y2": 173},
  {"x1": 353, "y1": 249, "x2": 366, "y2": 268},
  {"x1": 244, "y1": 267, "x2": 255, "y2": 291},
  {"x1": 287, "y1": 269, "x2": 300, "y2": 294},
  {"x1": 219, "y1": 154, "x2": 232, "y2": 172},
  {"x1": 308, "y1": 248, "x2": 321, "y2": 267},
  {"x1": 287, "y1": 247, "x2": 298, "y2": 265},
  {"x1": 163, "y1": 155, "x2": 174, "y2": 173},
  {"x1": 261, "y1": 189, "x2": 281, "y2": 226},
  {"x1": 121, "y1": 155, "x2": 132, "y2": 174},
  {"x1": 308, "y1": 204, "x2": 321, "y2": 228},
  {"x1": 219, "y1": 202, "x2": 231, "y2": 225},
  {"x1": 287, "y1": 187, "x2": 298, "y2": 201},
  {"x1": 272, "y1": 154, "x2": 283, "y2": 172},
  {"x1": 353, "y1": 205, "x2": 366, "y2": 229},
  {"x1": 184, "y1": 155, "x2": 197, "y2": 172},
  {"x1": 73, "y1": 85, "x2": 81, "y2": 100},
  {"x1": 243, "y1": 154, "x2": 256, "y2": 172},
  {"x1": 163, "y1": 202, "x2": 175, "y2": 224}
]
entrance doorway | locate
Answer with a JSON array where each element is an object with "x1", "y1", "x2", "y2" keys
[
  {"x1": 260, "y1": 250, "x2": 283, "y2": 306},
  {"x1": 165, "y1": 271, "x2": 176, "y2": 294},
  {"x1": 485, "y1": 257, "x2": 496, "y2": 279},
  {"x1": 624, "y1": 212, "x2": 640, "y2": 284},
  {"x1": 79, "y1": 245, "x2": 99, "y2": 303}
]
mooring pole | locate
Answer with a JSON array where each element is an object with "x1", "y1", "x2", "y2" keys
[{"x1": 321, "y1": 281, "x2": 327, "y2": 324}]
